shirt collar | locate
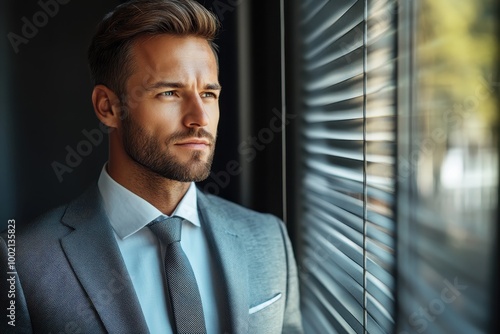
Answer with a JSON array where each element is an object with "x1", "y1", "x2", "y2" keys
[{"x1": 97, "y1": 164, "x2": 200, "y2": 240}]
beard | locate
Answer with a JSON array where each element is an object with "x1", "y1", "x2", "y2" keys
[{"x1": 121, "y1": 114, "x2": 216, "y2": 182}]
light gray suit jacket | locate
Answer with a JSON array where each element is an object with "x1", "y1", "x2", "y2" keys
[{"x1": 0, "y1": 185, "x2": 303, "y2": 333}]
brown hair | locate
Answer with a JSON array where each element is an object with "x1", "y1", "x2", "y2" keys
[{"x1": 88, "y1": 0, "x2": 220, "y2": 100}]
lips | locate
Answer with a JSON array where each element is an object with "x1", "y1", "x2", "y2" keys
[
  {"x1": 175, "y1": 138, "x2": 210, "y2": 145},
  {"x1": 174, "y1": 138, "x2": 211, "y2": 150}
]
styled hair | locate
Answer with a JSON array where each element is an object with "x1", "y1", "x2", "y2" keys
[{"x1": 88, "y1": 0, "x2": 220, "y2": 99}]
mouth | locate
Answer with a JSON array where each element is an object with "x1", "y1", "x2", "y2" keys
[{"x1": 174, "y1": 138, "x2": 211, "y2": 150}]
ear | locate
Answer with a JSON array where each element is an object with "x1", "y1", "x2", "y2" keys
[{"x1": 92, "y1": 85, "x2": 122, "y2": 128}]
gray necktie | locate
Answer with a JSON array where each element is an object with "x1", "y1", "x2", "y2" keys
[{"x1": 148, "y1": 216, "x2": 207, "y2": 334}]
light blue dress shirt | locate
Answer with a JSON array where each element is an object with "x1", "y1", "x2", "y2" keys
[{"x1": 97, "y1": 165, "x2": 221, "y2": 334}]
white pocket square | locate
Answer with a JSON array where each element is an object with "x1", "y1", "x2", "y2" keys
[{"x1": 248, "y1": 293, "x2": 282, "y2": 314}]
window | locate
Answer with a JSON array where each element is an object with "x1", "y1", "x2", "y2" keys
[
  {"x1": 397, "y1": 0, "x2": 498, "y2": 332},
  {"x1": 286, "y1": 0, "x2": 499, "y2": 333}
]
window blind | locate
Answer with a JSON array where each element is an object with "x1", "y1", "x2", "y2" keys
[{"x1": 296, "y1": 0, "x2": 396, "y2": 333}]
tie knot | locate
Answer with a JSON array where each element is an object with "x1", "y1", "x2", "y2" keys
[{"x1": 148, "y1": 216, "x2": 184, "y2": 245}]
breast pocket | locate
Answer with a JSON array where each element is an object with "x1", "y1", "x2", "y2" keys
[
  {"x1": 248, "y1": 293, "x2": 284, "y2": 333},
  {"x1": 249, "y1": 293, "x2": 282, "y2": 314}
]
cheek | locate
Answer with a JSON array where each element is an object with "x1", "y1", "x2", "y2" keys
[
  {"x1": 210, "y1": 116, "x2": 219, "y2": 135},
  {"x1": 210, "y1": 107, "x2": 220, "y2": 129},
  {"x1": 135, "y1": 106, "x2": 180, "y2": 132},
  {"x1": 152, "y1": 123, "x2": 177, "y2": 139}
]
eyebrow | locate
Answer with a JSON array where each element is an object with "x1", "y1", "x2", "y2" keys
[
  {"x1": 147, "y1": 81, "x2": 222, "y2": 91},
  {"x1": 205, "y1": 83, "x2": 222, "y2": 90}
]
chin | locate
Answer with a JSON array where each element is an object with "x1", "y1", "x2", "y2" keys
[{"x1": 158, "y1": 160, "x2": 212, "y2": 183}]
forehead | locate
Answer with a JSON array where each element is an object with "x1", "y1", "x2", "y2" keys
[{"x1": 128, "y1": 34, "x2": 218, "y2": 84}]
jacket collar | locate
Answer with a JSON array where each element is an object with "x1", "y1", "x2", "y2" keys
[{"x1": 60, "y1": 184, "x2": 149, "y2": 333}]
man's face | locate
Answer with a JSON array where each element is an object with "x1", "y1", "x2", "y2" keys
[{"x1": 120, "y1": 35, "x2": 220, "y2": 182}]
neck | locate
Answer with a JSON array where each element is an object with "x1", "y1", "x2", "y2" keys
[{"x1": 107, "y1": 160, "x2": 190, "y2": 216}]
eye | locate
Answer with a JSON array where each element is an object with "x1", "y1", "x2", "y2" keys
[
  {"x1": 201, "y1": 92, "x2": 218, "y2": 99},
  {"x1": 158, "y1": 91, "x2": 175, "y2": 97}
]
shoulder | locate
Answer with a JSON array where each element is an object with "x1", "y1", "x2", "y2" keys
[
  {"x1": 197, "y1": 189, "x2": 287, "y2": 243},
  {"x1": 1, "y1": 205, "x2": 71, "y2": 253},
  {"x1": 1, "y1": 184, "x2": 101, "y2": 250},
  {"x1": 3, "y1": 204, "x2": 66, "y2": 237},
  {"x1": 198, "y1": 190, "x2": 282, "y2": 226},
  {"x1": 199, "y1": 191, "x2": 275, "y2": 218}
]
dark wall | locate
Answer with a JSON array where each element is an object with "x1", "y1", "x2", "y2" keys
[
  {"x1": 0, "y1": 0, "x2": 14, "y2": 227},
  {"x1": 245, "y1": 0, "x2": 284, "y2": 218},
  {"x1": 1, "y1": 0, "x2": 117, "y2": 229},
  {"x1": 0, "y1": 0, "x2": 241, "y2": 229}
]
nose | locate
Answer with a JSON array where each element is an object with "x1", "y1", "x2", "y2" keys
[{"x1": 183, "y1": 94, "x2": 209, "y2": 128}]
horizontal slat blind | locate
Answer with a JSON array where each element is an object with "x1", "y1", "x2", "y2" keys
[
  {"x1": 297, "y1": 0, "x2": 396, "y2": 333},
  {"x1": 364, "y1": 0, "x2": 397, "y2": 333}
]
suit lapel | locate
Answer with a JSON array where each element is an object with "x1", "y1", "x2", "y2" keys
[
  {"x1": 197, "y1": 191, "x2": 249, "y2": 334},
  {"x1": 60, "y1": 185, "x2": 149, "y2": 333}
]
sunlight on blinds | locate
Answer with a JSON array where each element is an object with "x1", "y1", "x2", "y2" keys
[{"x1": 297, "y1": 0, "x2": 397, "y2": 333}]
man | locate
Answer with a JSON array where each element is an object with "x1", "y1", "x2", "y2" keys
[{"x1": 0, "y1": 0, "x2": 302, "y2": 333}]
